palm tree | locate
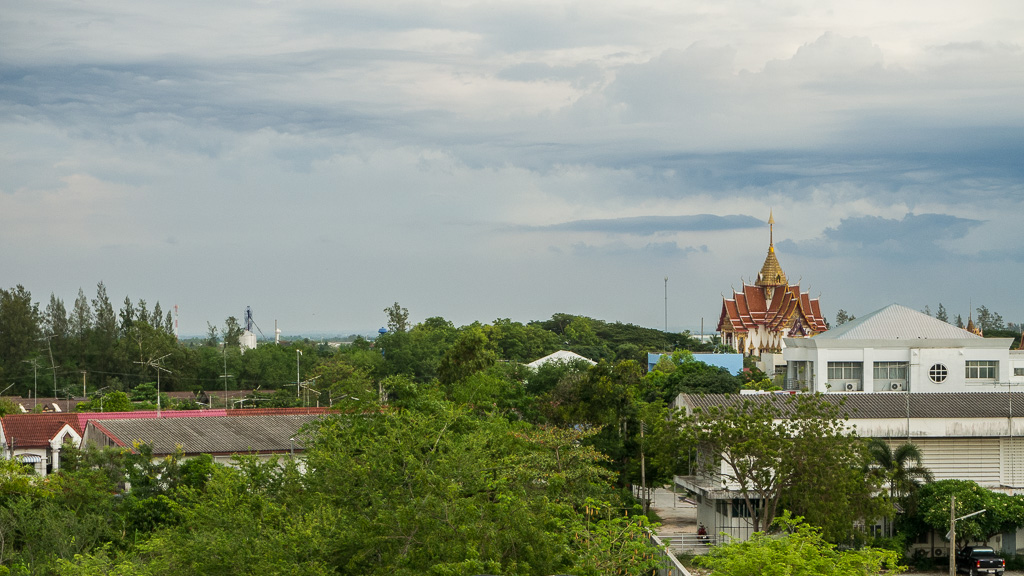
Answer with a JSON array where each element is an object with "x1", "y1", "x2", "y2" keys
[{"x1": 867, "y1": 439, "x2": 934, "y2": 536}]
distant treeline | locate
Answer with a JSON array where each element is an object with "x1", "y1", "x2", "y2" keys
[{"x1": 0, "y1": 284, "x2": 723, "y2": 399}]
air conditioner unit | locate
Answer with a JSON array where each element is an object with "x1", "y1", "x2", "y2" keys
[
  {"x1": 933, "y1": 548, "x2": 945, "y2": 557},
  {"x1": 845, "y1": 383, "x2": 856, "y2": 391},
  {"x1": 891, "y1": 382, "x2": 905, "y2": 391}
]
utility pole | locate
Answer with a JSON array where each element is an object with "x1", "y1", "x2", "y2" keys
[
  {"x1": 950, "y1": 495, "x2": 955, "y2": 576},
  {"x1": 22, "y1": 359, "x2": 39, "y2": 409},
  {"x1": 296, "y1": 349, "x2": 302, "y2": 397},
  {"x1": 135, "y1": 354, "x2": 171, "y2": 417},
  {"x1": 664, "y1": 276, "x2": 668, "y2": 332},
  {"x1": 221, "y1": 346, "x2": 233, "y2": 409},
  {"x1": 947, "y1": 496, "x2": 986, "y2": 576},
  {"x1": 640, "y1": 420, "x2": 647, "y2": 514},
  {"x1": 39, "y1": 335, "x2": 58, "y2": 397}
]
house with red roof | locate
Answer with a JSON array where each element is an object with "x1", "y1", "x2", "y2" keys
[{"x1": 1, "y1": 407, "x2": 334, "y2": 475}]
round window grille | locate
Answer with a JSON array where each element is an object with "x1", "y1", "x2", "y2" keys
[{"x1": 929, "y1": 364, "x2": 948, "y2": 383}]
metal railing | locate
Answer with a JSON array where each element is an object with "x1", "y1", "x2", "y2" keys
[
  {"x1": 657, "y1": 532, "x2": 718, "y2": 555},
  {"x1": 648, "y1": 532, "x2": 693, "y2": 576}
]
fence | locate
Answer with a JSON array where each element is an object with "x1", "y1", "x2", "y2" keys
[
  {"x1": 657, "y1": 532, "x2": 718, "y2": 555},
  {"x1": 648, "y1": 532, "x2": 693, "y2": 576}
]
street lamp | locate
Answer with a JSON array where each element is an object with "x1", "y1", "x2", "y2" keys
[{"x1": 947, "y1": 495, "x2": 986, "y2": 576}]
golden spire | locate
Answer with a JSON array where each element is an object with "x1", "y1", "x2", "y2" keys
[
  {"x1": 967, "y1": 312, "x2": 982, "y2": 336},
  {"x1": 756, "y1": 211, "x2": 787, "y2": 287}
]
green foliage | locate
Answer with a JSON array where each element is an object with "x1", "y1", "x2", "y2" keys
[
  {"x1": 0, "y1": 399, "x2": 18, "y2": 417},
  {"x1": 384, "y1": 302, "x2": 410, "y2": 333},
  {"x1": 834, "y1": 309, "x2": 855, "y2": 326},
  {"x1": 0, "y1": 285, "x2": 41, "y2": 389},
  {"x1": 866, "y1": 439, "x2": 933, "y2": 513},
  {"x1": 564, "y1": 512, "x2": 663, "y2": 576},
  {"x1": 309, "y1": 355, "x2": 375, "y2": 408},
  {"x1": 222, "y1": 316, "x2": 243, "y2": 349},
  {"x1": 100, "y1": 391, "x2": 133, "y2": 412},
  {"x1": 130, "y1": 383, "x2": 157, "y2": 403},
  {"x1": 913, "y1": 479, "x2": 1024, "y2": 543},
  {"x1": 437, "y1": 326, "x2": 496, "y2": 386},
  {"x1": 646, "y1": 353, "x2": 741, "y2": 402},
  {"x1": 681, "y1": 394, "x2": 875, "y2": 536},
  {"x1": 484, "y1": 318, "x2": 561, "y2": 363},
  {"x1": 695, "y1": 512, "x2": 905, "y2": 576}
]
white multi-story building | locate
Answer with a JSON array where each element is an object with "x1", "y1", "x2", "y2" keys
[{"x1": 782, "y1": 304, "x2": 1024, "y2": 393}]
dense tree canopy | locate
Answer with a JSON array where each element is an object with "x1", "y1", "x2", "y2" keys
[{"x1": 679, "y1": 394, "x2": 879, "y2": 537}]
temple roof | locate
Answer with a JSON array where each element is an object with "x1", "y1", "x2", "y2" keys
[
  {"x1": 718, "y1": 283, "x2": 828, "y2": 334},
  {"x1": 718, "y1": 214, "x2": 825, "y2": 336},
  {"x1": 755, "y1": 246, "x2": 787, "y2": 287},
  {"x1": 755, "y1": 212, "x2": 787, "y2": 287}
]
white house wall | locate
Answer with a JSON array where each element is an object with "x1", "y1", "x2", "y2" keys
[
  {"x1": 784, "y1": 338, "x2": 1022, "y2": 394},
  {"x1": 852, "y1": 418, "x2": 1024, "y2": 491}
]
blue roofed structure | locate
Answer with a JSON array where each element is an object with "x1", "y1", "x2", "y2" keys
[{"x1": 647, "y1": 352, "x2": 743, "y2": 374}]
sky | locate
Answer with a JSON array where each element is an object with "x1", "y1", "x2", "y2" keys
[{"x1": 1, "y1": 1, "x2": 1022, "y2": 337}]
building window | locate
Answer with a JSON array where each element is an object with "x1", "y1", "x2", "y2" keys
[
  {"x1": 873, "y1": 362, "x2": 908, "y2": 380},
  {"x1": 966, "y1": 361, "x2": 998, "y2": 380},
  {"x1": 1016, "y1": 368, "x2": 1024, "y2": 377},
  {"x1": 828, "y1": 362, "x2": 863, "y2": 380},
  {"x1": 929, "y1": 364, "x2": 948, "y2": 383}
]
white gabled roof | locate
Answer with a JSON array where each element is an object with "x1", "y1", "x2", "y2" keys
[
  {"x1": 526, "y1": 350, "x2": 596, "y2": 369},
  {"x1": 819, "y1": 304, "x2": 980, "y2": 341}
]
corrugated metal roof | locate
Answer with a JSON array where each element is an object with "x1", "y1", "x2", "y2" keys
[
  {"x1": 678, "y1": 392, "x2": 1021, "y2": 420},
  {"x1": 818, "y1": 303, "x2": 979, "y2": 340},
  {"x1": 87, "y1": 414, "x2": 326, "y2": 455}
]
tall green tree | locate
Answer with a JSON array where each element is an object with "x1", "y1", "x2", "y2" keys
[
  {"x1": 0, "y1": 285, "x2": 41, "y2": 384},
  {"x1": 384, "y1": 302, "x2": 409, "y2": 333},
  {"x1": 119, "y1": 296, "x2": 137, "y2": 337},
  {"x1": 222, "y1": 316, "x2": 243, "y2": 350},
  {"x1": 914, "y1": 480, "x2": 1024, "y2": 544},
  {"x1": 834, "y1": 309, "x2": 854, "y2": 326},
  {"x1": 867, "y1": 440, "x2": 933, "y2": 504},
  {"x1": 975, "y1": 305, "x2": 1005, "y2": 332},
  {"x1": 680, "y1": 394, "x2": 869, "y2": 535},
  {"x1": 866, "y1": 439, "x2": 933, "y2": 538},
  {"x1": 437, "y1": 325, "x2": 496, "y2": 386},
  {"x1": 90, "y1": 281, "x2": 118, "y2": 383}
]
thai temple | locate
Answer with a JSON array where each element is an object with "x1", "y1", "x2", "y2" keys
[{"x1": 717, "y1": 213, "x2": 828, "y2": 356}]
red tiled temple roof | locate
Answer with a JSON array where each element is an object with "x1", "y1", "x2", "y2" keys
[{"x1": 718, "y1": 283, "x2": 827, "y2": 335}]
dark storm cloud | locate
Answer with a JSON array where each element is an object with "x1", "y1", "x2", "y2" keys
[
  {"x1": 540, "y1": 214, "x2": 763, "y2": 235},
  {"x1": 780, "y1": 213, "x2": 983, "y2": 261}
]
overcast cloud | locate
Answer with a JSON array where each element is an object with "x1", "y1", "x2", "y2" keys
[{"x1": 1, "y1": 0, "x2": 1022, "y2": 336}]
